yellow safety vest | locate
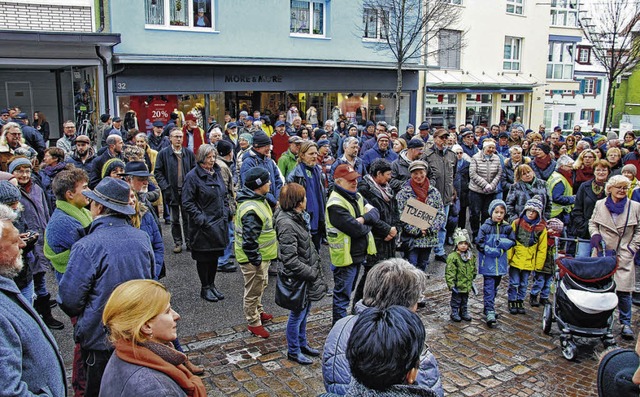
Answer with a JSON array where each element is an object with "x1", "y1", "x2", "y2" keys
[
  {"x1": 325, "y1": 191, "x2": 377, "y2": 267},
  {"x1": 234, "y1": 199, "x2": 278, "y2": 263},
  {"x1": 547, "y1": 172, "x2": 573, "y2": 217}
]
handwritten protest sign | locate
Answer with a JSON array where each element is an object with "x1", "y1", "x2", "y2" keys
[{"x1": 400, "y1": 198, "x2": 438, "y2": 230}]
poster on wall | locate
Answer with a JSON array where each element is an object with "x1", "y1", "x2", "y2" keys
[{"x1": 128, "y1": 95, "x2": 179, "y2": 133}]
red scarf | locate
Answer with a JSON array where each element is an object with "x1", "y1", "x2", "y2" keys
[
  {"x1": 558, "y1": 168, "x2": 573, "y2": 183},
  {"x1": 574, "y1": 166, "x2": 594, "y2": 183},
  {"x1": 534, "y1": 154, "x2": 552, "y2": 171},
  {"x1": 410, "y1": 178, "x2": 430, "y2": 203},
  {"x1": 115, "y1": 340, "x2": 207, "y2": 397}
]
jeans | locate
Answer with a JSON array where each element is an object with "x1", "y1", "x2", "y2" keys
[
  {"x1": 170, "y1": 204, "x2": 190, "y2": 247},
  {"x1": 530, "y1": 272, "x2": 553, "y2": 299},
  {"x1": 450, "y1": 291, "x2": 469, "y2": 313},
  {"x1": 483, "y1": 275, "x2": 502, "y2": 313},
  {"x1": 218, "y1": 223, "x2": 235, "y2": 267},
  {"x1": 576, "y1": 242, "x2": 592, "y2": 258},
  {"x1": 507, "y1": 267, "x2": 531, "y2": 301},
  {"x1": 20, "y1": 280, "x2": 34, "y2": 305},
  {"x1": 54, "y1": 270, "x2": 64, "y2": 284},
  {"x1": 332, "y1": 263, "x2": 361, "y2": 325},
  {"x1": 617, "y1": 291, "x2": 632, "y2": 326},
  {"x1": 80, "y1": 349, "x2": 113, "y2": 397},
  {"x1": 407, "y1": 247, "x2": 432, "y2": 272},
  {"x1": 33, "y1": 271, "x2": 48, "y2": 298},
  {"x1": 469, "y1": 191, "x2": 497, "y2": 240},
  {"x1": 286, "y1": 302, "x2": 312, "y2": 355},
  {"x1": 353, "y1": 264, "x2": 373, "y2": 310},
  {"x1": 434, "y1": 204, "x2": 450, "y2": 256}
]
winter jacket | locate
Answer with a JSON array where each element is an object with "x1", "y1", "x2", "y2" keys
[
  {"x1": 362, "y1": 144, "x2": 398, "y2": 172},
  {"x1": 235, "y1": 187, "x2": 271, "y2": 266},
  {"x1": 501, "y1": 157, "x2": 530, "y2": 193},
  {"x1": 240, "y1": 149, "x2": 283, "y2": 208},
  {"x1": 18, "y1": 182, "x2": 50, "y2": 274},
  {"x1": 508, "y1": 218, "x2": 548, "y2": 271},
  {"x1": 18, "y1": 122, "x2": 46, "y2": 158},
  {"x1": 67, "y1": 147, "x2": 96, "y2": 174},
  {"x1": 277, "y1": 149, "x2": 298, "y2": 179},
  {"x1": 216, "y1": 158, "x2": 236, "y2": 214},
  {"x1": 329, "y1": 156, "x2": 365, "y2": 190},
  {"x1": 476, "y1": 219, "x2": 515, "y2": 276},
  {"x1": 445, "y1": 251, "x2": 477, "y2": 293},
  {"x1": 274, "y1": 209, "x2": 328, "y2": 302},
  {"x1": 570, "y1": 180, "x2": 605, "y2": 239},
  {"x1": 90, "y1": 149, "x2": 124, "y2": 189},
  {"x1": 59, "y1": 215, "x2": 154, "y2": 351},
  {"x1": 0, "y1": 276, "x2": 66, "y2": 397},
  {"x1": 39, "y1": 162, "x2": 69, "y2": 213},
  {"x1": 454, "y1": 158, "x2": 471, "y2": 207},
  {"x1": 140, "y1": 206, "x2": 165, "y2": 279},
  {"x1": 100, "y1": 354, "x2": 187, "y2": 397},
  {"x1": 147, "y1": 133, "x2": 170, "y2": 152},
  {"x1": 530, "y1": 157, "x2": 556, "y2": 182},
  {"x1": 396, "y1": 181, "x2": 446, "y2": 248},
  {"x1": 322, "y1": 300, "x2": 443, "y2": 397},
  {"x1": 271, "y1": 131, "x2": 290, "y2": 162},
  {"x1": 357, "y1": 175, "x2": 399, "y2": 262},
  {"x1": 154, "y1": 147, "x2": 196, "y2": 206},
  {"x1": 589, "y1": 198, "x2": 640, "y2": 292},
  {"x1": 390, "y1": 151, "x2": 412, "y2": 193},
  {"x1": 44, "y1": 201, "x2": 92, "y2": 274},
  {"x1": 181, "y1": 125, "x2": 207, "y2": 153},
  {"x1": 287, "y1": 162, "x2": 327, "y2": 233},
  {"x1": 505, "y1": 179, "x2": 551, "y2": 223},
  {"x1": 423, "y1": 146, "x2": 457, "y2": 205},
  {"x1": 182, "y1": 164, "x2": 230, "y2": 253},
  {"x1": 469, "y1": 152, "x2": 502, "y2": 194},
  {"x1": 327, "y1": 131, "x2": 341, "y2": 159},
  {"x1": 344, "y1": 380, "x2": 438, "y2": 397}
]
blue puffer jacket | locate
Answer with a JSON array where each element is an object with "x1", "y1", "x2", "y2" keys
[
  {"x1": 59, "y1": 215, "x2": 154, "y2": 351},
  {"x1": 140, "y1": 207, "x2": 164, "y2": 279},
  {"x1": 240, "y1": 149, "x2": 283, "y2": 207},
  {"x1": 476, "y1": 219, "x2": 515, "y2": 276},
  {"x1": 322, "y1": 301, "x2": 444, "y2": 397}
]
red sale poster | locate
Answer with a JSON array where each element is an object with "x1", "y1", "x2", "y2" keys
[{"x1": 129, "y1": 95, "x2": 179, "y2": 133}]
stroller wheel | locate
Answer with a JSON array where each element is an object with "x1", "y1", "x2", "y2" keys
[
  {"x1": 561, "y1": 341, "x2": 577, "y2": 361},
  {"x1": 602, "y1": 337, "x2": 617, "y2": 348},
  {"x1": 542, "y1": 304, "x2": 553, "y2": 335}
]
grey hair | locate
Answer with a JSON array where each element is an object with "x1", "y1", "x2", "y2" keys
[
  {"x1": 2, "y1": 122, "x2": 21, "y2": 135},
  {"x1": 196, "y1": 144, "x2": 217, "y2": 164},
  {"x1": 106, "y1": 134, "x2": 122, "y2": 146},
  {"x1": 343, "y1": 136, "x2": 359, "y2": 150},
  {"x1": 0, "y1": 203, "x2": 17, "y2": 240},
  {"x1": 325, "y1": 119, "x2": 335, "y2": 128},
  {"x1": 208, "y1": 127, "x2": 222, "y2": 141},
  {"x1": 577, "y1": 140, "x2": 591, "y2": 150},
  {"x1": 135, "y1": 133, "x2": 147, "y2": 142},
  {"x1": 362, "y1": 258, "x2": 429, "y2": 309},
  {"x1": 605, "y1": 174, "x2": 631, "y2": 195}
]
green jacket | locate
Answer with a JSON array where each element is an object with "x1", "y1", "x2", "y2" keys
[
  {"x1": 277, "y1": 150, "x2": 298, "y2": 180},
  {"x1": 445, "y1": 251, "x2": 477, "y2": 293}
]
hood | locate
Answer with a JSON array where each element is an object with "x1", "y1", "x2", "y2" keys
[
  {"x1": 72, "y1": 146, "x2": 96, "y2": 161},
  {"x1": 236, "y1": 186, "x2": 267, "y2": 203}
]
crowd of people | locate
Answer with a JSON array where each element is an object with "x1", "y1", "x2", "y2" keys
[{"x1": 2, "y1": 104, "x2": 640, "y2": 396}]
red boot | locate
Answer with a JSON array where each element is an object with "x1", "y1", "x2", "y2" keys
[{"x1": 248, "y1": 325, "x2": 270, "y2": 338}]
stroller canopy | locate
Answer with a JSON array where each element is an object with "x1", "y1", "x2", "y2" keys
[{"x1": 557, "y1": 256, "x2": 617, "y2": 283}]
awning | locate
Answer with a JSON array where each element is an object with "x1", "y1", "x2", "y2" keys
[{"x1": 425, "y1": 70, "x2": 541, "y2": 93}]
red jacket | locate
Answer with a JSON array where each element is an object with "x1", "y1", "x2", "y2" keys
[
  {"x1": 271, "y1": 131, "x2": 290, "y2": 162},
  {"x1": 182, "y1": 126, "x2": 207, "y2": 153}
]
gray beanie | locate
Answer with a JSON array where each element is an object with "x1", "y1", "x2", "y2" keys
[{"x1": 0, "y1": 181, "x2": 21, "y2": 204}]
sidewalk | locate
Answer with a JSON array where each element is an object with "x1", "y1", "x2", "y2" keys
[{"x1": 172, "y1": 285, "x2": 636, "y2": 397}]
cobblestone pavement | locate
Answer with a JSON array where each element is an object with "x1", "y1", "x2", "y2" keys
[{"x1": 171, "y1": 282, "x2": 637, "y2": 397}]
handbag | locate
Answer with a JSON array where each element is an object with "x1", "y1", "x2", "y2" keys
[{"x1": 275, "y1": 273, "x2": 309, "y2": 312}]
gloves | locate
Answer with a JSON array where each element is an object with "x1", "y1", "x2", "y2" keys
[
  {"x1": 590, "y1": 234, "x2": 603, "y2": 250},
  {"x1": 483, "y1": 184, "x2": 493, "y2": 193}
]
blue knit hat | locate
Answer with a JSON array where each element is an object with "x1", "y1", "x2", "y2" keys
[
  {"x1": 488, "y1": 199, "x2": 507, "y2": 216},
  {"x1": 0, "y1": 181, "x2": 21, "y2": 204},
  {"x1": 8, "y1": 157, "x2": 32, "y2": 174}
]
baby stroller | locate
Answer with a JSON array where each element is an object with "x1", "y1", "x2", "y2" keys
[{"x1": 542, "y1": 237, "x2": 619, "y2": 361}]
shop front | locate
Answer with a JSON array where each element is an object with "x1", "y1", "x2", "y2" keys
[{"x1": 113, "y1": 65, "x2": 418, "y2": 133}]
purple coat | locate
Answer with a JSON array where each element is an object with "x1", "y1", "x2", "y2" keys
[{"x1": 19, "y1": 183, "x2": 50, "y2": 274}]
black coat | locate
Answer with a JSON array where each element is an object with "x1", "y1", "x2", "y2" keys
[
  {"x1": 570, "y1": 179, "x2": 605, "y2": 239},
  {"x1": 89, "y1": 150, "x2": 124, "y2": 189},
  {"x1": 181, "y1": 164, "x2": 230, "y2": 252},
  {"x1": 357, "y1": 176, "x2": 398, "y2": 263},
  {"x1": 454, "y1": 159, "x2": 470, "y2": 207},
  {"x1": 154, "y1": 147, "x2": 196, "y2": 205},
  {"x1": 274, "y1": 209, "x2": 327, "y2": 302}
]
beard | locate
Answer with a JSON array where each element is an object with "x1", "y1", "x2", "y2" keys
[{"x1": 0, "y1": 253, "x2": 24, "y2": 279}]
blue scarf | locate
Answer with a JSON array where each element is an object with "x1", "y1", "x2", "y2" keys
[
  {"x1": 302, "y1": 164, "x2": 323, "y2": 233},
  {"x1": 605, "y1": 195, "x2": 627, "y2": 215},
  {"x1": 335, "y1": 184, "x2": 358, "y2": 199}
]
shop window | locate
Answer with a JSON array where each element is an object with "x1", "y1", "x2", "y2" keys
[
  {"x1": 547, "y1": 41, "x2": 575, "y2": 80},
  {"x1": 500, "y1": 94, "x2": 524, "y2": 124},
  {"x1": 363, "y1": 7, "x2": 389, "y2": 41},
  {"x1": 145, "y1": 0, "x2": 214, "y2": 29},
  {"x1": 438, "y1": 30, "x2": 462, "y2": 70},
  {"x1": 290, "y1": 0, "x2": 325, "y2": 36},
  {"x1": 550, "y1": 0, "x2": 578, "y2": 27},
  {"x1": 503, "y1": 37, "x2": 521, "y2": 71},
  {"x1": 506, "y1": 0, "x2": 524, "y2": 15},
  {"x1": 465, "y1": 94, "x2": 492, "y2": 127},
  {"x1": 425, "y1": 94, "x2": 457, "y2": 128},
  {"x1": 559, "y1": 112, "x2": 574, "y2": 130}
]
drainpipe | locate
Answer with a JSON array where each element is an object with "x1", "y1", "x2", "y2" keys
[{"x1": 97, "y1": 0, "x2": 105, "y2": 33}]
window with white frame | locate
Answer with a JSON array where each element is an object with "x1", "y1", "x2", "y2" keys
[
  {"x1": 438, "y1": 30, "x2": 462, "y2": 69},
  {"x1": 145, "y1": 0, "x2": 214, "y2": 29},
  {"x1": 363, "y1": 7, "x2": 389, "y2": 40},
  {"x1": 503, "y1": 37, "x2": 521, "y2": 71},
  {"x1": 290, "y1": 0, "x2": 325, "y2": 36},
  {"x1": 547, "y1": 41, "x2": 575, "y2": 80},
  {"x1": 506, "y1": 0, "x2": 523, "y2": 15},
  {"x1": 550, "y1": 0, "x2": 578, "y2": 27},
  {"x1": 577, "y1": 47, "x2": 590, "y2": 64},
  {"x1": 583, "y1": 78, "x2": 595, "y2": 95}
]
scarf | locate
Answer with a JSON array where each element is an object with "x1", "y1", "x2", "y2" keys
[
  {"x1": 44, "y1": 200, "x2": 93, "y2": 273},
  {"x1": 410, "y1": 178, "x2": 430, "y2": 203},
  {"x1": 335, "y1": 184, "x2": 358, "y2": 200},
  {"x1": 558, "y1": 168, "x2": 573, "y2": 183},
  {"x1": 534, "y1": 154, "x2": 552, "y2": 171},
  {"x1": 591, "y1": 179, "x2": 605, "y2": 198},
  {"x1": 605, "y1": 195, "x2": 627, "y2": 215},
  {"x1": 19, "y1": 179, "x2": 33, "y2": 194},
  {"x1": 302, "y1": 164, "x2": 323, "y2": 233},
  {"x1": 115, "y1": 340, "x2": 206, "y2": 397},
  {"x1": 364, "y1": 174, "x2": 393, "y2": 202},
  {"x1": 459, "y1": 250, "x2": 472, "y2": 262},
  {"x1": 574, "y1": 166, "x2": 594, "y2": 183},
  {"x1": 628, "y1": 178, "x2": 638, "y2": 198}
]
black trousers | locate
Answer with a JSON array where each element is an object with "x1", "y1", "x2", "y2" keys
[{"x1": 81, "y1": 348, "x2": 113, "y2": 397}]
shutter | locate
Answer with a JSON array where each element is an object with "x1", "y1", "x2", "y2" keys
[
  {"x1": 580, "y1": 110, "x2": 585, "y2": 119},
  {"x1": 579, "y1": 79, "x2": 585, "y2": 94},
  {"x1": 594, "y1": 111, "x2": 600, "y2": 123},
  {"x1": 596, "y1": 80, "x2": 602, "y2": 95}
]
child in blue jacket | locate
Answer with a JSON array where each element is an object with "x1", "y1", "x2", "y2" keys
[{"x1": 475, "y1": 199, "x2": 516, "y2": 327}]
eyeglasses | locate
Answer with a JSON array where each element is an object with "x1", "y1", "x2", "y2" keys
[
  {"x1": 613, "y1": 186, "x2": 629, "y2": 191},
  {"x1": 583, "y1": 155, "x2": 595, "y2": 159},
  {"x1": 455, "y1": 151, "x2": 463, "y2": 155},
  {"x1": 13, "y1": 169, "x2": 31, "y2": 175}
]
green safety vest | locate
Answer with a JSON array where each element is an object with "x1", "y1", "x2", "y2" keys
[
  {"x1": 325, "y1": 191, "x2": 377, "y2": 267},
  {"x1": 547, "y1": 172, "x2": 574, "y2": 217},
  {"x1": 234, "y1": 199, "x2": 278, "y2": 263}
]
